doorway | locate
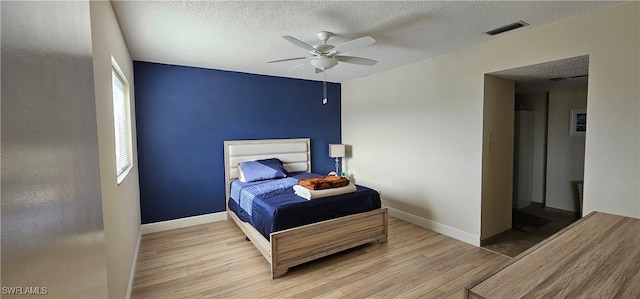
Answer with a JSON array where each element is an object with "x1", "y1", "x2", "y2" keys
[{"x1": 480, "y1": 56, "x2": 588, "y2": 257}]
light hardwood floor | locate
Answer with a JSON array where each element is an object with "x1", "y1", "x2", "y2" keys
[{"x1": 132, "y1": 217, "x2": 510, "y2": 298}]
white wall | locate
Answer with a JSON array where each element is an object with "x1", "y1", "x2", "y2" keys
[
  {"x1": 481, "y1": 75, "x2": 514, "y2": 240},
  {"x1": 342, "y1": 2, "x2": 639, "y2": 244},
  {"x1": 581, "y1": 5, "x2": 639, "y2": 218},
  {"x1": 1, "y1": 1, "x2": 109, "y2": 297},
  {"x1": 90, "y1": 1, "x2": 142, "y2": 298},
  {"x1": 546, "y1": 86, "x2": 588, "y2": 212},
  {"x1": 515, "y1": 92, "x2": 548, "y2": 205}
]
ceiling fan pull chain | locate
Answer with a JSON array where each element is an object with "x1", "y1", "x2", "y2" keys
[{"x1": 322, "y1": 71, "x2": 328, "y2": 105}]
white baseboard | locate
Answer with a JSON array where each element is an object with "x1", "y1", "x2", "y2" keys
[
  {"x1": 141, "y1": 212, "x2": 227, "y2": 235},
  {"x1": 384, "y1": 205, "x2": 480, "y2": 246},
  {"x1": 125, "y1": 228, "x2": 141, "y2": 299}
]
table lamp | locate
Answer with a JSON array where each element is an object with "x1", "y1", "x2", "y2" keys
[{"x1": 329, "y1": 144, "x2": 346, "y2": 175}]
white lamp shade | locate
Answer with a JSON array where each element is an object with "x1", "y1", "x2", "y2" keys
[{"x1": 329, "y1": 144, "x2": 346, "y2": 158}]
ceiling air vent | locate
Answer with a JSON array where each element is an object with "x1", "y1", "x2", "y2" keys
[{"x1": 485, "y1": 21, "x2": 529, "y2": 36}]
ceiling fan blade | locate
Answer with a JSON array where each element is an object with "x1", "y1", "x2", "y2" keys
[
  {"x1": 335, "y1": 56, "x2": 378, "y2": 66},
  {"x1": 266, "y1": 57, "x2": 309, "y2": 63},
  {"x1": 331, "y1": 36, "x2": 375, "y2": 54},
  {"x1": 282, "y1": 36, "x2": 317, "y2": 52},
  {"x1": 287, "y1": 63, "x2": 305, "y2": 72}
]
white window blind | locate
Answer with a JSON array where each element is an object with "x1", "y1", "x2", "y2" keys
[{"x1": 112, "y1": 64, "x2": 132, "y2": 183}]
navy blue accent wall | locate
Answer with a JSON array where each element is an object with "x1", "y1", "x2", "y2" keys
[{"x1": 134, "y1": 61, "x2": 341, "y2": 224}]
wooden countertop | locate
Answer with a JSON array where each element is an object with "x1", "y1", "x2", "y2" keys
[{"x1": 465, "y1": 211, "x2": 640, "y2": 298}]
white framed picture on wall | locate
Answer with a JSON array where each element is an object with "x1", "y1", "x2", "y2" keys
[{"x1": 570, "y1": 108, "x2": 587, "y2": 136}]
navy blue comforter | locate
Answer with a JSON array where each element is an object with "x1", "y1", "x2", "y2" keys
[{"x1": 228, "y1": 173, "x2": 381, "y2": 239}]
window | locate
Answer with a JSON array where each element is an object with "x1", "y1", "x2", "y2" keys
[{"x1": 112, "y1": 58, "x2": 132, "y2": 184}]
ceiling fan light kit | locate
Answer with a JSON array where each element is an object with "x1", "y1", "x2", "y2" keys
[
  {"x1": 310, "y1": 56, "x2": 338, "y2": 70},
  {"x1": 268, "y1": 31, "x2": 377, "y2": 104}
]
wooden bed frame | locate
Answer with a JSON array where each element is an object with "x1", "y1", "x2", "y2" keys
[{"x1": 224, "y1": 138, "x2": 388, "y2": 279}]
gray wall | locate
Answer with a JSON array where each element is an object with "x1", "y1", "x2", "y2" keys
[
  {"x1": 90, "y1": 1, "x2": 142, "y2": 297},
  {"x1": 546, "y1": 86, "x2": 588, "y2": 212},
  {"x1": 1, "y1": 1, "x2": 109, "y2": 297}
]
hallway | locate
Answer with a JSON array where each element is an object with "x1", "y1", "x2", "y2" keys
[{"x1": 482, "y1": 203, "x2": 579, "y2": 257}]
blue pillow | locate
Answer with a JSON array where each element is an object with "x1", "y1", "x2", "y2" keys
[{"x1": 238, "y1": 158, "x2": 288, "y2": 182}]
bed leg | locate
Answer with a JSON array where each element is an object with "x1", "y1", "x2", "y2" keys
[
  {"x1": 377, "y1": 234, "x2": 388, "y2": 244},
  {"x1": 272, "y1": 266, "x2": 288, "y2": 279}
]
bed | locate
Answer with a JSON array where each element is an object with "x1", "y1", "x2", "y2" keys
[{"x1": 224, "y1": 138, "x2": 388, "y2": 279}]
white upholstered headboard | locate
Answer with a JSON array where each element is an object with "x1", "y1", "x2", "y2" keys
[{"x1": 224, "y1": 138, "x2": 311, "y2": 206}]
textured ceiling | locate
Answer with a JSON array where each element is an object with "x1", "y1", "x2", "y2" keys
[
  {"x1": 111, "y1": 1, "x2": 622, "y2": 83},
  {"x1": 493, "y1": 55, "x2": 590, "y2": 92},
  {"x1": 493, "y1": 55, "x2": 589, "y2": 82}
]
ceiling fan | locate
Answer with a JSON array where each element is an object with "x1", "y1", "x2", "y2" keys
[
  {"x1": 268, "y1": 31, "x2": 377, "y2": 105},
  {"x1": 267, "y1": 31, "x2": 377, "y2": 73}
]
